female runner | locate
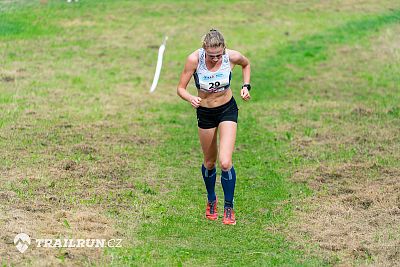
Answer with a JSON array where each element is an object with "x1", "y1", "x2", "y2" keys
[{"x1": 177, "y1": 29, "x2": 251, "y2": 225}]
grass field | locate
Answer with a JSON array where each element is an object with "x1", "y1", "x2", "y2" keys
[{"x1": 1, "y1": 0, "x2": 399, "y2": 266}]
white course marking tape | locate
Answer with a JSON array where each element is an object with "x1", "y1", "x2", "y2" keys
[{"x1": 149, "y1": 36, "x2": 168, "y2": 93}]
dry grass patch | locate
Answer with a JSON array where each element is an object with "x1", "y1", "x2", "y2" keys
[
  {"x1": 310, "y1": 0, "x2": 400, "y2": 13},
  {"x1": 0, "y1": 138, "x2": 157, "y2": 265},
  {"x1": 0, "y1": 199, "x2": 116, "y2": 265},
  {"x1": 290, "y1": 164, "x2": 400, "y2": 266},
  {"x1": 0, "y1": 98, "x2": 161, "y2": 265},
  {"x1": 60, "y1": 19, "x2": 96, "y2": 28},
  {"x1": 282, "y1": 23, "x2": 400, "y2": 266}
]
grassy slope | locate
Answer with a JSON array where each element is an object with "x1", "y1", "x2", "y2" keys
[{"x1": 1, "y1": 1, "x2": 399, "y2": 266}]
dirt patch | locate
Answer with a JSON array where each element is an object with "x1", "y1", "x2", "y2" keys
[
  {"x1": 351, "y1": 106, "x2": 373, "y2": 116},
  {"x1": 0, "y1": 69, "x2": 26, "y2": 83},
  {"x1": 72, "y1": 144, "x2": 97, "y2": 155},
  {"x1": 1, "y1": 75, "x2": 15, "y2": 83}
]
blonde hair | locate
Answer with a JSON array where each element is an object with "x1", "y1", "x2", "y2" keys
[{"x1": 202, "y1": 29, "x2": 225, "y2": 49}]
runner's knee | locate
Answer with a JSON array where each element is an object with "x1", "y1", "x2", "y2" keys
[
  {"x1": 219, "y1": 158, "x2": 232, "y2": 171},
  {"x1": 204, "y1": 160, "x2": 216, "y2": 170}
]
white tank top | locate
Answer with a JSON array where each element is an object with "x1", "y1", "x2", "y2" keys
[{"x1": 193, "y1": 48, "x2": 232, "y2": 93}]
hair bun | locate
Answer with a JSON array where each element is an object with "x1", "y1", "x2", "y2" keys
[{"x1": 202, "y1": 29, "x2": 225, "y2": 49}]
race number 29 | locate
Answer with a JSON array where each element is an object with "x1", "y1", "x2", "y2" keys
[{"x1": 208, "y1": 81, "x2": 220, "y2": 90}]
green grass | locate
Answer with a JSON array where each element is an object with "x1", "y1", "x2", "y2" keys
[{"x1": 1, "y1": 0, "x2": 399, "y2": 266}]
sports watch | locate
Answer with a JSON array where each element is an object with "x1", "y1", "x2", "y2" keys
[{"x1": 242, "y1": 83, "x2": 251, "y2": 91}]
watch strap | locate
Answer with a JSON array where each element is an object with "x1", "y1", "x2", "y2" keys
[{"x1": 242, "y1": 83, "x2": 251, "y2": 91}]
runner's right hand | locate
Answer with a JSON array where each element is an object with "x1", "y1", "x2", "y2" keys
[{"x1": 190, "y1": 96, "x2": 202, "y2": 108}]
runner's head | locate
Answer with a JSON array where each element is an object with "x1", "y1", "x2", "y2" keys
[{"x1": 202, "y1": 29, "x2": 225, "y2": 62}]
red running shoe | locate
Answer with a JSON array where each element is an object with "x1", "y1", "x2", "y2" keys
[
  {"x1": 223, "y1": 207, "x2": 236, "y2": 225},
  {"x1": 205, "y1": 197, "x2": 218, "y2": 220}
]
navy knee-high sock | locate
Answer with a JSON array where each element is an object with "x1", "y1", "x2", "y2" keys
[
  {"x1": 221, "y1": 166, "x2": 236, "y2": 208},
  {"x1": 201, "y1": 164, "x2": 216, "y2": 202}
]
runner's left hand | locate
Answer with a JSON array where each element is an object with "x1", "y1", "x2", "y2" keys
[{"x1": 240, "y1": 88, "x2": 251, "y2": 101}]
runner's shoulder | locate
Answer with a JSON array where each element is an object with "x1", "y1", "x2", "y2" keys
[
  {"x1": 226, "y1": 49, "x2": 242, "y2": 62},
  {"x1": 186, "y1": 50, "x2": 200, "y2": 68}
]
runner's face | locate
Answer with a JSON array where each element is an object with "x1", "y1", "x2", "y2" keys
[{"x1": 205, "y1": 46, "x2": 225, "y2": 63}]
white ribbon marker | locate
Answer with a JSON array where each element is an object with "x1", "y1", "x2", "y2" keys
[{"x1": 149, "y1": 36, "x2": 168, "y2": 93}]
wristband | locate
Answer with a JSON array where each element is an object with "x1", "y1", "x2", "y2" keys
[{"x1": 242, "y1": 83, "x2": 251, "y2": 91}]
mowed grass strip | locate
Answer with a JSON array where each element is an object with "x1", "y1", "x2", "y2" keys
[{"x1": 1, "y1": 0, "x2": 399, "y2": 266}]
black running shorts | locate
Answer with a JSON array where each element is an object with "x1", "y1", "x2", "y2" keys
[{"x1": 196, "y1": 97, "x2": 238, "y2": 129}]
